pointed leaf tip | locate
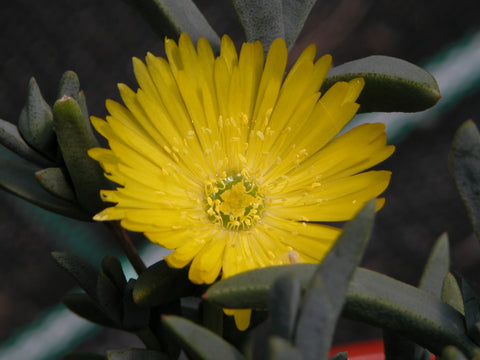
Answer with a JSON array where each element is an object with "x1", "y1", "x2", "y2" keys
[
  {"x1": 19, "y1": 77, "x2": 57, "y2": 159},
  {"x1": 58, "y1": 71, "x2": 80, "y2": 101},
  {"x1": 52, "y1": 252, "x2": 99, "y2": 300},
  {"x1": 35, "y1": 167, "x2": 76, "y2": 202},
  {"x1": 419, "y1": 233, "x2": 450, "y2": 297}
]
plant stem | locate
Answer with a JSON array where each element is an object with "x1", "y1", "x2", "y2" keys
[{"x1": 105, "y1": 221, "x2": 147, "y2": 275}]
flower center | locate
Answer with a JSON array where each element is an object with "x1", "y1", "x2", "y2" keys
[{"x1": 205, "y1": 173, "x2": 265, "y2": 231}]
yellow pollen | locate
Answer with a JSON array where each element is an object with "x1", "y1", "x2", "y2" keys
[{"x1": 204, "y1": 172, "x2": 265, "y2": 231}]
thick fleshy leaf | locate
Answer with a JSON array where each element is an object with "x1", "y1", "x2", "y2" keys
[
  {"x1": 231, "y1": 0, "x2": 284, "y2": 49},
  {"x1": 78, "y1": 91, "x2": 90, "y2": 123},
  {"x1": 232, "y1": 0, "x2": 317, "y2": 49},
  {"x1": 97, "y1": 272, "x2": 123, "y2": 324},
  {"x1": 101, "y1": 254, "x2": 127, "y2": 291},
  {"x1": 133, "y1": 260, "x2": 200, "y2": 307},
  {"x1": 0, "y1": 158, "x2": 89, "y2": 220},
  {"x1": 52, "y1": 252, "x2": 99, "y2": 300},
  {"x1": 106, "y1": 349, "x2": 169, "y2": 360},
  {"x1": 58, "y1": 71, "x2": 91, "y2": 125},
  {"x1": 0, "y1": 118, "x2": 54, "y2": 167},
  {"x1": 295, "y1": 200, "x2": 376, "y2": 360},
  {"x1": 122, "y1": 0, "x2": 220, "y2": 52},
  {"x1": 53, "y1": 96, "x2": 111, "y2": 214},
  {"x1": 58, "y1": 71, "x2": 81, "y2": 100},
  {"x1": 267, "y1": 336, "x2": 304, "y2": 360},
  {"x1": 462, "y1": 280, "x2": 480, "y2": 344},
  {"x1": 449, "y1": 120, "x2": 480, "y2": 243},
  {"x1": 418, "y1": 233, "x2": 450, "y2": 297},
  {"x1": 294, "y1": 201, "x2": 376, "y2": 360},
  {"x1": 282, "y1": 0, "x2": 317, "y2": 48},
  {"x1": 269, "y1": 275, "x2": 301, "y2": 340},
  {"x1": 442, "y1": 273, "x2": 464, "y2": 314},
  {"x1": 321, "y1": 55, "x2": 441, "y2": 113},
  {"x1": 162, "y1": 315, "x2": 245, "y2": 360},
  {"x1": 345, "y1": 269, "x2": 477, "y2": 357},
  {"x1": 62, "y1": 293, "x2": 118, "y2": 328},
  {"x1": 205, "y1": 267, "x2": 477, "y2": 357},
  {"x1": 122, "y1": 280, "x2": 150, "y2": 331},
  {"x1": 18, "y1": 77, "x2": 57, "y2": 159},
  {"x1": 35, "y1": 167, "x2": 76, "y2": 202}
]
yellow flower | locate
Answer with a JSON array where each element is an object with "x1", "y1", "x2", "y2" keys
[{"x1": 89, "y1": 34, "x2": 394, "y2": 330}]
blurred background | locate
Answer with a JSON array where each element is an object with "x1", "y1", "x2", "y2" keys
[{"x1": 1, "y1": 0, "x2": 480, "y2": 358}]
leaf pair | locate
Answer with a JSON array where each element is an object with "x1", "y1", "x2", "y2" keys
[
  {"x1": 0, "y1": 72, "x2": 111, "y2": 220},
  {"x1": 52, "y1": 252, "x2": 150, "y2": 331}
]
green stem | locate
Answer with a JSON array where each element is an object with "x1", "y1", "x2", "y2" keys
[{"x1": 105, "y1": 221, "x2": 147, "y2": 275}]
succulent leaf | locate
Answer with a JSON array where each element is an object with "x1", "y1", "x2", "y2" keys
[
  {"x1": 133, "y1": 260, "x2": 200, "y2": 307},
  {"x1": 322, "y1": 55, "x2": 441, "y2": 113},
  {"x1": 53, "y1": 96, "x2": 111, "y2": 215},
  {"x1": 294, "y1": 201, "x2": 376, "y2": 360},
  {"x1": 162, "y1": 315, "x2": 246, "y2": 360},
  {"x1": 449, "y1": 120, "x2": 480, "y2": 244},
  {"x1": 35, "y1": 167, "x2": 76, "y2": 202},
  {"x1": 122, "y1": 0, "x2": 220, "y2": 52},
  {"x1": 0, "y1": 158, "x2": 89, "y2": 220},
  {"x1": 18, "y1": 77, "x2": 57, "y2": 160},
  {"x1": 0, "y1": 118, "x2": 54, "y2": 167},
  {"x1": 62, "y1": 293, "x2": 118, "y2": 328}
]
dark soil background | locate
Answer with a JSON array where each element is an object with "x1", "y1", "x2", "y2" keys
[{"x1": 1, "y1": 0, "x2": 480, "y2": 357}]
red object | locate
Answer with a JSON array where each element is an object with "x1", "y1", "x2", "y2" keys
[
  {"x1": 329, "y1": 340, "x2": 435, "y2": 360},
  {"x1": 329, "y1": 340, "x2": 385, "y2": 360}
]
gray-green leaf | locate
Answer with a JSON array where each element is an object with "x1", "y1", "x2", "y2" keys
[
  {"x1": 0, "y1": 118, "x2": 54, "y2": 167},
  {"x1": 449, "y1": 120, "x2": 480, "y2": 244},
  {"x1": 58, "y1": 71, "x2": 81, "y2": 100},
  {"x1": 268, "y1": 336, "x2": 304, "y2": 360},
  {"x1": 162, "y1": 315, "x2": 246, "y2": 360},
  {"x1": 294, "y1": 201, "x2": 376, "y2": 360},
  {"x1": 53, "y1": 96, "x2": 111, "y2": 215},
  {"x1": 18, "y1": 77, "x2": 57, "y2": 159},
  {"x1": 52, "y1": 252, "x2": 99, "y2": 300},
  {"x1": 232, "y1": 0, "x2": 317, "y2": 50},
  {"x1": 122, "y1": 0, "x2": 220, "y2": 52},
  {"x1": 321, "y1": 55, "x2": 441, "y2": 113},
  {"x1": 0, "y1": 158, "x2": 89, "y2": 220},
  {"x1": 35, "y1": 167, "x2": 76, "y2": 202},
  {"x1": 133, "y1": 260, "x2": 199, "y2": 307},
  {"x1": 62, "y1": 293, "x2": 118, "y2": 328},
  {"x1": 269, "y1": 275, "x2": 301, "y2": 341},
  {"x1": 206, "y1": 266, "x2": 478, "y2": 357},
  {"x1": 101, "y1": 254, "x2": 127, "y2": 291},
  {"x1": 232, "y1": 0, "x2": 284, "y2": 49},
  {"x1": 419, "y1": 233, "x2": 450, "y2": 297},
  {"x1": 442, "y1": 273, "x2": 464, "y2": 314}
]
